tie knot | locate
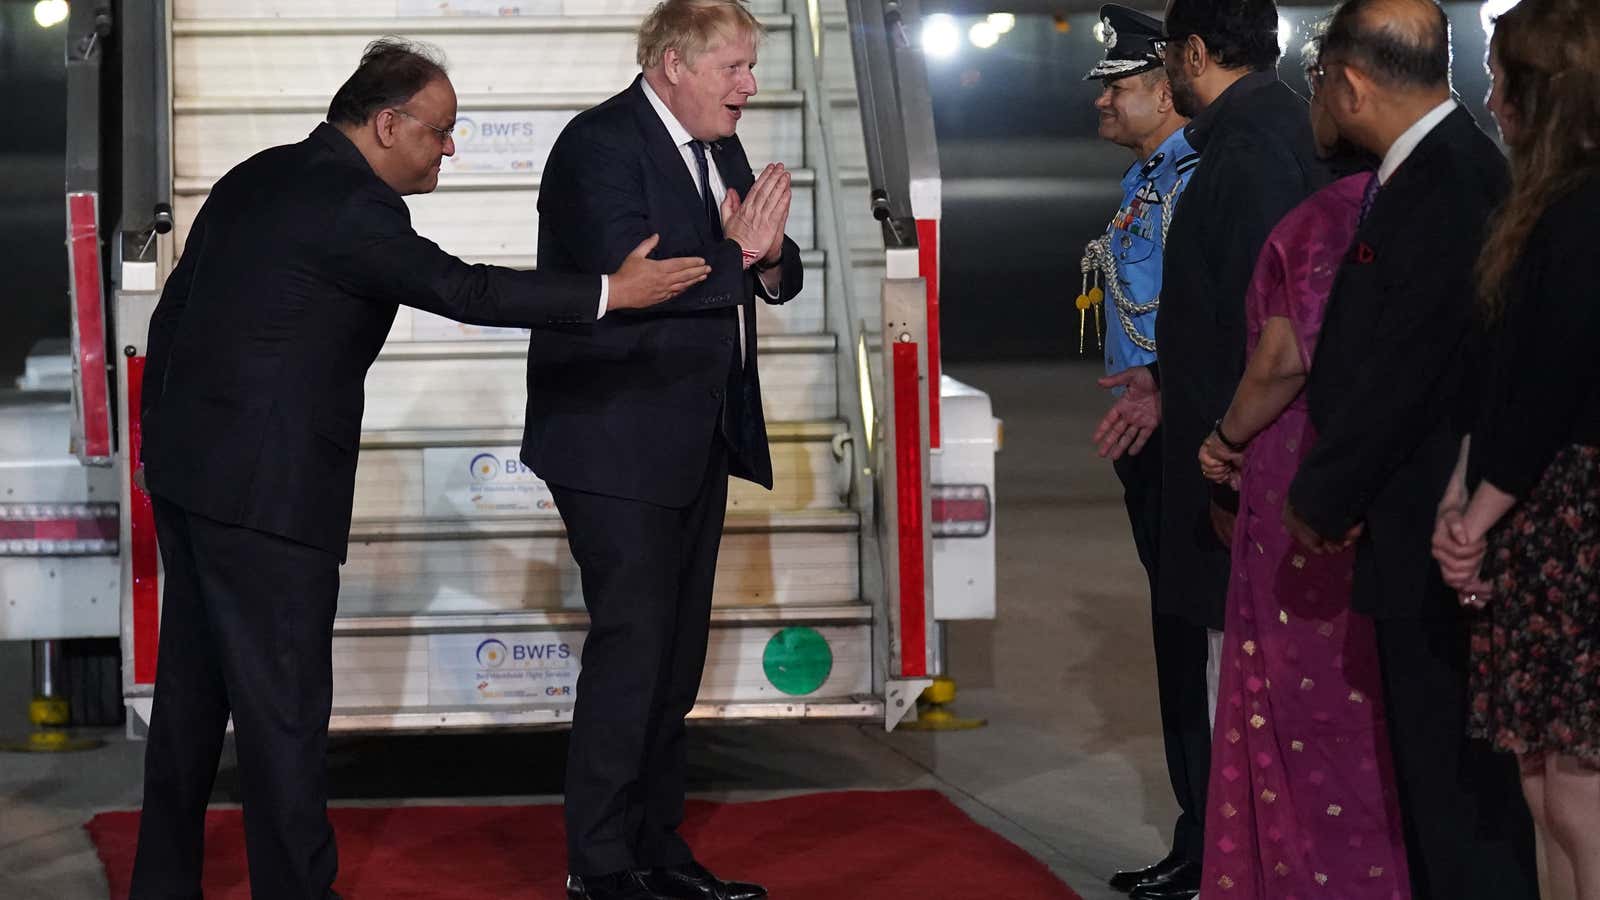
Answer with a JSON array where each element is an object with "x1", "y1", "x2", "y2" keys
[{"x1": 688, "y1": 140, "x2": 708, "y2": 163}]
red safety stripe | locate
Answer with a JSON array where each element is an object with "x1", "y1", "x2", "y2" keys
[
  {"x1": 892, "y1": 342, "x2": 927, "y2": 678},
  {"x1": 127, "y1": 356, "x2": 160, "y2": 685},
  {"x1": 0, "y1": 516, "x2": 118, "y2": 541},
  {"x1": 67, "y1": 193, "x2": 111, "y2": 459},
  {"x1": 916, "y1": 218, "x2": 941, "y2": 450}
]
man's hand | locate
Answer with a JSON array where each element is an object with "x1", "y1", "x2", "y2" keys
[
  {"x1": 608, "y1": 235, "x2": 711, "y2": 310},
  {"x1": 722, "y1": 164, "x2": 791, "y2": 266},
  {"x1": 1283, "y1": 501, "x2": 1362, "y2": 554},
  {"x1": 1092, "y1": 366, "x2": 1160, "y2": 460}
]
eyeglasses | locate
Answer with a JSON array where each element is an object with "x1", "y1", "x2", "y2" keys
[
  {"x1": 1304, "y1": 60, "x2": 1342, "y2": 97},
  {"x1": 393, "y1": 108, "x2": 455, "y2": 144}
]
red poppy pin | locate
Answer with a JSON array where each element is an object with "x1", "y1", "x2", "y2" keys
[{"x1": 1353, "y1": 242, "x2": 1376, "y2": 264}]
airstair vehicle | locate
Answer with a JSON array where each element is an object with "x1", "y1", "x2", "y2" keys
[{"x1": 1, "y1": 0, "x2": 996, "y2": 739}]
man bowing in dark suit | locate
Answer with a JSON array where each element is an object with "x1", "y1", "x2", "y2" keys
[
  {"x1": 1285, "y1": 1, "x2": 1538, "y2": 898},
  {"x1": 130, "y1": 39, "x2": 708, "y2": 900},
  {"x1": 527, "y1": 1, "x2": 803, "y2": 898}
]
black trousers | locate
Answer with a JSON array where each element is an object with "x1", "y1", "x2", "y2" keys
[
  {"x1": 130, "y1": 498, "x2": 339, "y2": 900},
  {"x1": 1374, "y1": 614, "x2": 1538, "y2": 900},
  {"x1": 552, "y1": 440, "x2": 730, "y2": 877},
  {"x1": 1114, "y1": 428, "x2": 1211, "y2": 865}
]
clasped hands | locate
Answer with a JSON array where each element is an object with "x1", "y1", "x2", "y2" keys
[
  {"x1": 608, "y1": 163, "x2": 792, "y2": 310},
  {"x1": 722, "y1": 163, "x2": 792, "y2": 270},
  {"x1": 1431, "y1": 485, "x2": 1491, "y2": 609}
]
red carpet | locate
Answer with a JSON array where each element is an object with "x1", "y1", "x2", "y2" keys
[{"x1": 87, "y1": 790, "x2": 1080, "y2": 899}]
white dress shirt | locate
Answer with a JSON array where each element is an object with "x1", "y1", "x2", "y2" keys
[
  {"x1": 1378, "y1": 98, "x2": 1456, "y2": 185},
  {"x1": 641, "y1": 77, "x2": 784, "y2": 359}
]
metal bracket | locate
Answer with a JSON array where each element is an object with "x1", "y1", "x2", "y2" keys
[{"x1": 884, "y1": 677, "x2": 933, "y2": 730}]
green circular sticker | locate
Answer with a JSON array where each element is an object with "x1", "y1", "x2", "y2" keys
[{"x1": 762, "y1": 627, "x2": 833, "y2": 696}]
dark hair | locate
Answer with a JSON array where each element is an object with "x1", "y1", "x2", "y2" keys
[
  {"x1": 1321, "y1": 0, "x2": 1449, "y2": 89},
  {"x1": 1164, "y1": 0, "x2": 1283, "y2": 72},
  {"x1": 326, "y1": 38, "x2": 449, "y2": 127}
]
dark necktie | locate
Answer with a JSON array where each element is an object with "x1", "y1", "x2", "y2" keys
[
  {"x1": 688, "y1": 140, "x2": 722, "y2": 238},
  {"x1": 1358, "y1": 175, "x2": 1381, "y2": 224}
]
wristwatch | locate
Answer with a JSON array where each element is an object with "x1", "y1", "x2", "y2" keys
[{"x1": 1213, "y1": 419, "x2": 1249, "y2": 452}]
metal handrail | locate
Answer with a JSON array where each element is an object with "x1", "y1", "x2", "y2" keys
[{"x1": 790, "y1": 0, "x2": 892, "y2": 696}]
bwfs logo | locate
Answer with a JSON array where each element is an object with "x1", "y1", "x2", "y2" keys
[{"x1": 475, "y1": 639, "x2": 509, "y2": 669}]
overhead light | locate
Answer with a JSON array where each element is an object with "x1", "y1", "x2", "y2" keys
[
  {"x1": 1278, "y1": 15, "x2": 1292, "y2": 55},
  {"x1": 34, "y1": 0, "x2": 69, "y2": 28},
  {"x1": 969, "y1": 21, "x2": 1000, "y2": 49},
  {"x1": 987, "y1": 13, "x2": 1016, "y2": 34},
  {"x1": 922, "y1": 14, "x2": 960, "y2": 59},
  {"x1": 1481, "y1": 0, "x2": 1518, "y2": 37}
]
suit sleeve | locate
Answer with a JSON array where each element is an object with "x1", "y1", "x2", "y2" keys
[
  {"x1": 1206, "y1": 137, "x2": 1314, "y2": 422},
  {"x1": 541, "y1": 131, "x2": 794, "y2": 316},
  {"x1": 142, "y1": 203, "x2": 207, "y2": 425},
  {"x1": 1288, "y1": 182, "x2": 1482, "y2": 537},
  {"x1": 327, "y1": 183, "x2": 600, "y2": 328}
]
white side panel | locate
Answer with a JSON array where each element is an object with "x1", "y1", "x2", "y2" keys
[{"x1": 0, "y1": 557, "x2": 122, "y2": 640}]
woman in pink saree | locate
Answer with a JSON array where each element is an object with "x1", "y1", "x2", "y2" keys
[{"x1": 1193, "y1": 58, "x2": 1410, "y2": 900}]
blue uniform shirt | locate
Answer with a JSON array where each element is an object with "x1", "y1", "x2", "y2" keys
[{"x1": 1090, "y1": 127, "x2": 1199, "y2": 378}]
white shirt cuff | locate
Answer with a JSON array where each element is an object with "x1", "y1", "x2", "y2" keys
[
  {"x1": 756, "y1": 265, "x2": 782, "y2": 299},
  {"x1": 597, "y1": 275, "x2": 608, "y2": 319}
]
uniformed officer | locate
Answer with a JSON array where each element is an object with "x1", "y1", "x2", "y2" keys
[{"x1": 1080, "y1": 7, "x2": 1208, "y2": 899}]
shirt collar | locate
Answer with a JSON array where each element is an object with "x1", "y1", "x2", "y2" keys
[
  {"x1": 1183, "y1": 70, "x2": 1280, "y2": 152},
  {"x1": 1122, "y1": 125, "x2": 1193, "y2": 191},
  {"x1": 1378, "y1": 98, "x2": 1456, "y2": 184},
  {"x1": 640, "y1": 76, "x2": 696, "y2": 149}
]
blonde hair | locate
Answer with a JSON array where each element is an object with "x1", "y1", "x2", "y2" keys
[{"x1": 637, "y1": 0, "x2": 764, "y2": 69}]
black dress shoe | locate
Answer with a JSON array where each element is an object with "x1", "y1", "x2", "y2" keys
[
  {"x1": 641, "y1": 861, "x2": 767, "y2": 900},
  {"x1": 1128, "y1": 861, "x2": 1201, "y2": 900},
  {"x1": 1108, "y1": 850, "x2": 1187, "y2": 893},
  {"x1": 566, "y1": 870, "x2": 670, "y2": 900}
]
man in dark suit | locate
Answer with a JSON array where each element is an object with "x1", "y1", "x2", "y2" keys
[
  {"x1": 130, "y1": 39, "x2": 707, "y2": 900},
  {"x1": 527, "y1": 2, "x2": 802, "y2": 898},
  {"x1": 1286, "y1": 1, "x2": 1538, "y2": 897},
  {"x1": 1116, "y1": 4, "x2": 1324, "y2": 897}
]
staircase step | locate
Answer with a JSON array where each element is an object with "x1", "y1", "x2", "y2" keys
[
  {"x1": 387, "y1": 249, "x2": 830, "y2": 337},
  {"x1": 171, "y1": 14, "x2": 795, "y2": 97},
  {"x1": 333, "y1": 602, "x2": 871, "y2": 635},
  {"x1": 316, "y1": 697, "x2": 882, "y2": 731},
  {"x1": 356, "y1": 334, "x2": 838, "y2": 431},
  {"x1": 324, "y1": 615, "x2": 871, "y2": 710},
  {"x1": 173, "y1": 170, "x2": 819, "y2": 254},
  {"x1": 339, "y1": 509, "x2": 860, "y2": 615},
  {"x1": 173, "y1": 91, "x2": 808, "y2": 179},
  {"x1": 175, "y1": 0, "x2": 787, "y2": 19},
  {"x1": 350, "y1": 420, "x2": 851, "y2": 519}
]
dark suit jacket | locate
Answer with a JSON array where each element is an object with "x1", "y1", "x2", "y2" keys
[
  {"x1": 1157, "y1": 72, "x2": 1328, "y2": 628},
  {"x1": 1289, "y1": 107, "x2": 1509, "y2": 621},
  {"x1": 523, "y1": 76, "x2": 804, "y2": 507},
  {"x1": 142, "y1": 123, "x2": 600, "y2": 559}
]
